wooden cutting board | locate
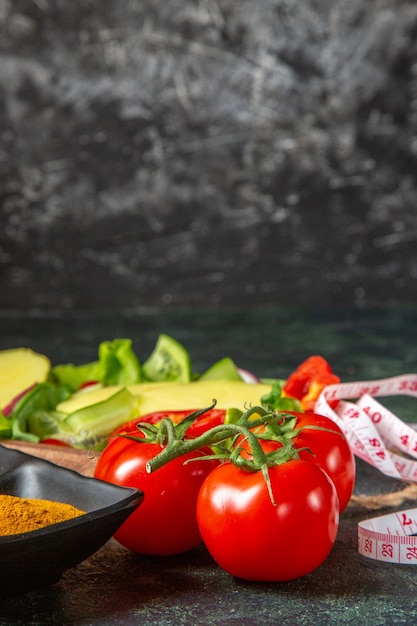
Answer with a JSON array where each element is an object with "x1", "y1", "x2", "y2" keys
[{"x1": 1, "y1": 440, "x2": 99, "y2": 477}]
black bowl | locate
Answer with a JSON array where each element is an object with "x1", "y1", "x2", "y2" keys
[{"x1": 0, "y1": 444, "x2": 144, "y2": 591}]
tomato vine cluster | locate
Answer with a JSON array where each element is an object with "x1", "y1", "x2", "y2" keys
[{"x1": 94, "y1": 403, "x2": 355, "y2": 582}]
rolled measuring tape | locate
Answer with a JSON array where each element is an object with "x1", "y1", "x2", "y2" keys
[{"x1": 315, "y1": 374, "x2": 417, "y2": 565}]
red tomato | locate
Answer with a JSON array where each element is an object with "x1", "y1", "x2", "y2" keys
[
  {"x1": 197, "y1": 459, "x2": 339, "y2": 582},
  {"x1": 112, "y1": 408, "x2": 226, "y2": 439},
  {"x1": 94, "y1": 435, "x2": 219, "y2": 556},
  {"x1": 288, "y1": 411, "x2": 355, "y2": 512},
  {"x1": 185, "y1": 409, "x2": 226, "y2": 438},
  {"x1": 240, "y1": 411, "x2": 355, "y2": 512}
]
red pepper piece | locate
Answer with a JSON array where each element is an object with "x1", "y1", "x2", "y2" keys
[{"x1": 283, "y1": 356, "x2": 340, "y2": 411}]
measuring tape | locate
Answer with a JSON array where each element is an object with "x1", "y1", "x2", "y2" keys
[{"x1": 315, "y1": 374, "x2": 417, "y2": 565}]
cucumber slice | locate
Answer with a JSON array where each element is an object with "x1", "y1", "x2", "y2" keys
[
  {"x1": 199, "y1": 357, "x2": 243, "y2": 382},
  {"x1": 142, "y1": 334, "x2": 192, "y2": 382}
]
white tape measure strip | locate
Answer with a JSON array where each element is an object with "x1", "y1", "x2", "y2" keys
[
  {"x1": 358, "y1": 508, "x2": 417, "y2": 564},
  {"x1": 314, "y1": 374, "x2": 417, "y2": 564}
]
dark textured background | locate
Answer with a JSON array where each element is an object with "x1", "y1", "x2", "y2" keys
[{"x1": 1, "y1": 0, "x2": 416, "y2": 310}]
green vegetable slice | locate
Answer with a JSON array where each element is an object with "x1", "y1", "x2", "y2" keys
[
  {"x1": 58, "y1": 387, "x2": 137, "y2": 448},
  {"x1": 199, "y1": 357, "x2": 243, "y2": 382},
  {"x1": 0, "y1": 412, "x2": 12, "y2": 439},
  {"x1": 141, "y1": 334, "x2": 192, "y2": 382},
  {"x1": 51, "y1": 338, "x2": 141, "y2": 391},
  {"x1": 26, "y1": 410, "x2": 73, "y2": 441},
  {"x1": 10, "y1": 382, "x2": 72, "y2": 443}
]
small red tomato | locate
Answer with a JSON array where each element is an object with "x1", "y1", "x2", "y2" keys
[
  {"x1": 94, "y1": 435, "x2": 219, "y2": 556},
  {"x1": 197, "y1": 459, "x2": 339, "y2": 582}
]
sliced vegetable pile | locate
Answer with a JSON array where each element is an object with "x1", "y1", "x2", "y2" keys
[
  {"x1": 0, "y1": 335, "x2": 269, "y2": 446},
  {"x1": 0, "y1": 334, "x2": 352, "y2": 582},
  {"x1": 0, "y1": 335, "x2": 334, "y2": 448}
]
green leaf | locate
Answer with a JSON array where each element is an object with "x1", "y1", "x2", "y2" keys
[
  {"x1": 10, "y1": 382, "x2": 72, "y2": 443},
  {"x1": 51, "y1": 338, "x2": 141, "y2": 391},
  {"x1": 261, "y1": 381, "x2": 302, "y2": 412}
]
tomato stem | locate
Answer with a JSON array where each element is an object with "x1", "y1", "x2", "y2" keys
[{"x1": 145, "y1": 405, "x2": 302, "y2": 487}]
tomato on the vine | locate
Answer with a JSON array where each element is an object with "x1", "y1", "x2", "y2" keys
[
  {"x1": 196, "y1": 458, "x2": 339, "y2": 582},
  {"x1": 94, "y1": 434, "x2": 219, "y2": 556}
]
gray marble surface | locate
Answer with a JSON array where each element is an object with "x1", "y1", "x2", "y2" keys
[{"x1": 1, "y1": 1, "x2": 417, "y2": 310}]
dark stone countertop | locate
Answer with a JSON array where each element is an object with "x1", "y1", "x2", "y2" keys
[{"x1": 1, "y1": 305, "x2": 417, "y2": 625}]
